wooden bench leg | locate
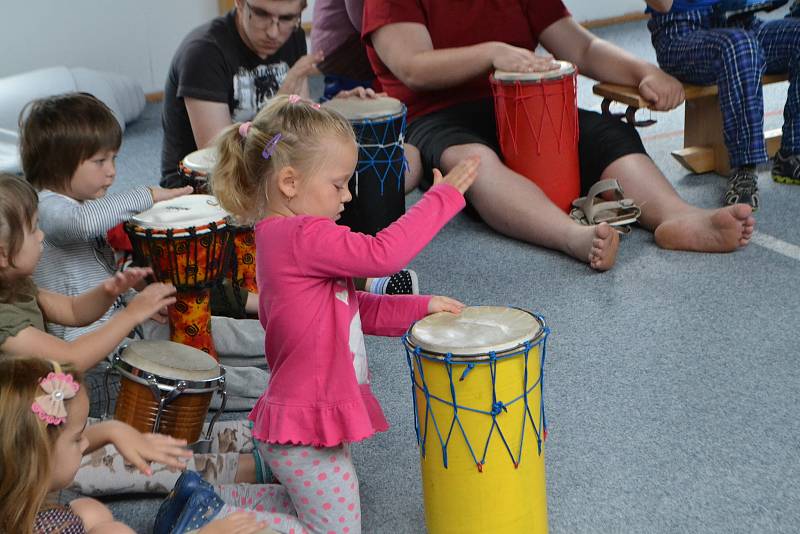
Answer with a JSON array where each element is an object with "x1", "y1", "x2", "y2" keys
[
  {"x1": 671, "y1": 93, "x2": 730, "y2": 175},
  {"x1": 765, "y1": 128, "x2": 782, "y2": 158}
]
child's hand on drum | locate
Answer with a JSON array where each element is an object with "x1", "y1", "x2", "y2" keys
[
  {"x1": 102, "y1": 267, "x2": 153, "y2": 297},
  {"x1": 428, "y1": 296, "x2": 466, "y2": 315},
  {"x1": 90, "y1": 420, "x2": 192, "y2": 476},
  {"x1": 123, "y1": 282, "x2": 177, "y2": 323},
  {"x1": 149, "y1": 185, "x2": 194, "y2": 203},
  {"x1": 198, "y1": 512, "x2": 272, "y2": 534},
  {"x1": 433, "y1": 156, "x2": 480, "y2": 194}
]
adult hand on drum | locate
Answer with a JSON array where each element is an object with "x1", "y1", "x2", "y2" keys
[
  {"x1": 123, "y1": 281, "x2": 177, "y2": 324},
  {"x1": 491, "y1": 43, "x2": 559, "y2": 73},
  {"x1": 638, "y1": 68, "x2": 685, "y2": 111},
  {"x1": 102, "y1": 267, "x2": 154, "y2": 298},
  {"x1": 149, "y1": 185, "x2": 194, "y2": 203},
  {"x1": 433, "y1": 155, "x2": 480, "y2": 194},
  {"x1": 334, "y1": 86, "x2": 387, "y2": 99},
  {"x1": 197, "y1": 512, "x2": 272, "y2": 534},
  {"x1": 99, "y1": 420, "x2": 193, "y2": 476},
  {"x1": 279, "y1": 50, "x2": 324, "y2": 95},
  {"x1": 428, "y1": 295, "x2": 466, "y2": 315}
]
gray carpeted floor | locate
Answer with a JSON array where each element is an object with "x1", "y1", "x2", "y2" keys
[{"x1": 99, "y1": 14, "x2": 799, "y2": 534}]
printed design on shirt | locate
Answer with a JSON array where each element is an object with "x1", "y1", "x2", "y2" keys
[
  {"x1": 232, "y1": 62, "x2": 289, "y2": 121},
  {"x1": 334, "y1": 279, "x2": 349, "y2": 305},
  {"x1": 349, "y1": 311, "x2": 369, "y2": 384}
]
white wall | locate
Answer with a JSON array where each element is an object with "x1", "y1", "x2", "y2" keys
[
  {"x1": 0, "y1": 0, "x2": 218, "y2": 94},
  {"x1": 0, "y1": 0, "x2": 644, "y2": 95}
]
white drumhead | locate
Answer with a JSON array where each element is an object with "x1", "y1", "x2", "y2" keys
[
  {"x1": 322, "y1": 96, "x2": 405, "y2": 120},
  {"x1": 182, "y1": 147, "x2": 217, "y2": 174},
  {"x1": 408, "y1": 306, "x2": 541, "y2": 356},
  {"x1": 494, "y1": 60, "x2": 575, "y2": 82},
  {"x1": 120, "y1": 340, "x2": 221, "y2": 381},
  {"x1": 132, "y1": 195, "x2": 230, "y2": 231}
]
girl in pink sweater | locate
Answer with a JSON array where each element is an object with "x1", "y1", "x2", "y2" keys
[{"x1": 211, "y1": 94, "x2": 478, "y2": 533}]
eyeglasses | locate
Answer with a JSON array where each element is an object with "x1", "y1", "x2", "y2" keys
[{"x1": 244, "y1": 1, "x2": 301, "y2": 31}]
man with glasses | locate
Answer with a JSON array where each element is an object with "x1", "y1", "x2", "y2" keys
[{"x1": 161, "y1": 0, "x2": 320, "y2": 188}]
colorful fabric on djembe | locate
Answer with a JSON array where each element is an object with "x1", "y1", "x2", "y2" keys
[
  {"x1": 178, "y1": 147, "x2": 216, "y2": 193},
  {"x1": 113, "y1": 340, "x2": 226, "y2": 446},
  {"x1": 322, "y1": 96, "x2": 407, "y2": 235},
  {"x1": 403, "y1": 306, "x2": 550, "y2": 534},
  {"x1": 126, "y1": 195, "x2": 232, "y2": 357},
  {"x1": 227, "y1": 224, "x2": 258, "y2": 293},
  {"x1": 491, "y1": 62, "x2": 580, "y2": 213}
]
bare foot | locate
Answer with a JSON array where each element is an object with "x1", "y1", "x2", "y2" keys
[
  {"x1": 566, "y1": 222, "x2": 620, "y2": 271},
  {"x1": 654, "y1": 204, "x2": 755, "y2": 252}
]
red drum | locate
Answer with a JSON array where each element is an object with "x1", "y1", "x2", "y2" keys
[
  {"x1": 125, "y1": 195, "x2": 233, "y2": 358},
  {"x1": 491, "y1": 61, "x2": 580, "y2": 213}
]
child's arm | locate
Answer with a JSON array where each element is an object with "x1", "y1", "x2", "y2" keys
[
  {"x1": 37, "y1": 268, "x2": 152, "y2": 327},
  {"x1": 38, "y1": 186, "x2": 192, "y2": 245},
  {"x1": 358, "y1": 293, "x2": 465, "y2": 336},
  {"x1": 291, "y1": 157, "x2": 478, "y2": 280},
  {"x1": 84, "y1": 420, "x2": 192, "y2": 476},
  {"x1": 0, "y1": 283, "x2": 175, "y2": 371}
]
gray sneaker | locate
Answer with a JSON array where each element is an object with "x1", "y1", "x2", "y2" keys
[{"x1": 725, "y1": 167, "x2": 759, "y2": 211}]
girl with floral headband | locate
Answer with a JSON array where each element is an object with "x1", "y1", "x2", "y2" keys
[
  {"x1": 0, "y1": 355, "x2": 274, "y2": 534},
  {"x1": 209, "y1": 94, "x2": 479, "y2": 532}
]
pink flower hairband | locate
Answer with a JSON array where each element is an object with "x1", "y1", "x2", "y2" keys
[{"x1": 31, "y1": 361, "x2": 79, "y2": 426}]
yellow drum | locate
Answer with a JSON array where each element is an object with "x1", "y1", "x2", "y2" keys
[{"x1": 403, "y1": 306, "x2": 550, "y2": 534}]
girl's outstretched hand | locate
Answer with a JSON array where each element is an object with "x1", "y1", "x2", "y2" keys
[
  {"x1": 102, "y1": 267, "x2": 153, "y2": 298},
  {"x1": 198, "y1": 512, "x2": 273, "y2": 534},
  {"x1": 432, "y1": 155, "x2": 480, "y2": 194},
  {"x1": 105, "y1": 421, "x2": 192, "y2": 475},
  {"x1": 428, "y1": 295, "x2": 466, "y2": 315},
  {"x1": 124, "y1": 282, "x2": 177, "y2": 323},
  {"x1": 150, "y1": 185, "x2": 194, "y2": 203}
]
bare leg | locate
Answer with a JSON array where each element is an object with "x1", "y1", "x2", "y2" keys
[
  {"x1": 607, "y1": 154, "x2": 755, "y2": 251},
  {"x1": 440, "y1": 144, "x2": 619, "y2": 270},
  {"x1": 405, "y1": 143, "x2": 423, "y2": 193}
]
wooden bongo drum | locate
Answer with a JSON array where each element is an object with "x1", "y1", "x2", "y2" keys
[
  {"x1": 125, "y1": 195, "x2": 233, "y2": 357},
  {"x1": 403, "y1": 306, "x2": 551, "y2": 534},
  {"x1": 491, "y1": 61, "x2": 581, "y2": 213},
  {"x1": 113, "y1": 340, "x2": 226, "y2": 446}
]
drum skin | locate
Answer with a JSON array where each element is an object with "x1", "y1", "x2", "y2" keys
[
  {"x1": 404, "y1": 306, "x2": 549, "y2": 534},
  {"x1": 491, "y1": 62, "x2": 580, "y2": 213}
]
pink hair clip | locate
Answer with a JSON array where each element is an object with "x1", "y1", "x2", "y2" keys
[
  {"x1": 288, "y1": 94, "x2": 302, "y2": 104},
  {"x1": 239, "y1": 121, "x2": 252, "y2": 138},
  {"x1": 31, "y1": 366, "x2": 79, "y2": 426},
  {"x1": 311, "y1": 102, "x2": 321, "y2": 110}
]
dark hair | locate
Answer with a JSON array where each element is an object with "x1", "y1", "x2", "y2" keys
[
  {"x1": 0, "y1": 174, "x2": 39, "y2": 302},
  {"x1": 19, "y1": 92, "x2": 122, "y2": 192}
]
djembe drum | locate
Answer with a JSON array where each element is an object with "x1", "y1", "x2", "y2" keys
[
  {"x1": 179, "y1": 147, "x2": 216, "y2": 193},
  {"x1": 322, "y1": 96, "x2": 407, "y2": 235},
  {"x1": 113, "y1": 340, "x2": 226, "y2": 447},
  {"x1": 403, "y1": 306, "x2": 550, "y2": 534},
  {"x1": 491, "y1": 61, "x2": 580, "y2": 213},
  {"x1": 125, "y1": 195, "x2": 233, "y2": 358}
]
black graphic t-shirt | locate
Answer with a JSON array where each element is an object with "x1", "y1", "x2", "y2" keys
[{"x1": 161, "y1": 10, "x2": 306, "y2": 176}]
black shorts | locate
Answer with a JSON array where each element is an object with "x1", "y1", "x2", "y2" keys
[{"x1": 406, "y1": 98, "x2": 647, "y2": 194}]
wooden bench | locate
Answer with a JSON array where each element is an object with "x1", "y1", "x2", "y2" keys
[{"x1": 593, "y1": 73, "x2": 788, "y2": 175}]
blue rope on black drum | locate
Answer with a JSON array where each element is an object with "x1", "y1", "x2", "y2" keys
[
  {"x1": 403, "y1": 320, "x2": 550, "y2": 472},
  {"x1": 353, "y1": 112, "x2": 407, "y2": 196}
]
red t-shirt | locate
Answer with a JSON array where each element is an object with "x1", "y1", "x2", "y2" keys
[{"x1": 362, "y1": 0, "x2": 570, "y2": 121}]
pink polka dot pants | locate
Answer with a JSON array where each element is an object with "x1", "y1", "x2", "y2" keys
[{"x1": 259, "y1": 441, "x2": 362, "y2": 534}]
